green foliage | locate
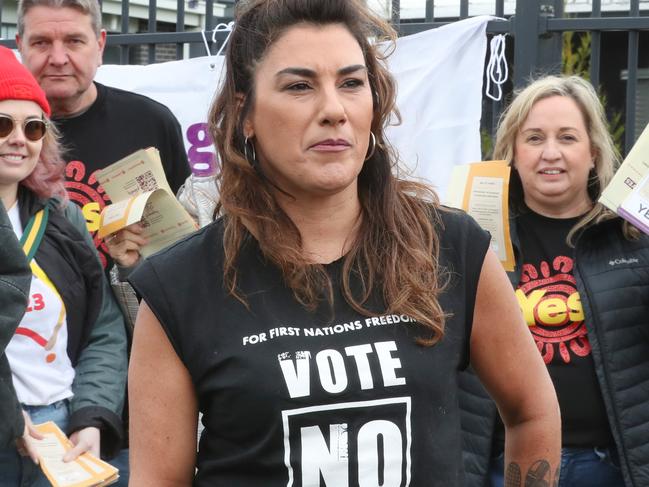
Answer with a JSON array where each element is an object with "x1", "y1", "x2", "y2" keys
[
  {"x1": 561, "y1": 30, "x2": 625, "y2": 153},
  {"x1": 562, "y1": 31, "x2": 591, "y2": 80},
  {"x1": 604, "y1": 94, "x2": 625, "y2": 153},
  {"x1": 481, "y1": 127, "x2": 494, "y2": 160}
]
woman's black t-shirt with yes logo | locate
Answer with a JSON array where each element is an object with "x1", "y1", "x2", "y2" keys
[{"x1": 514, "y1": 210, "x2": 612, "y2": 447}]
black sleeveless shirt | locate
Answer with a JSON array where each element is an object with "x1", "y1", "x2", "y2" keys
[{"x1": 130, "y1": 207, "x2": 490, "y2": 486}]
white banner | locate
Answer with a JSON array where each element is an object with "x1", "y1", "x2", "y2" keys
[{"x1": 96, "y1": 16, "x2": 492, "y2": 197}]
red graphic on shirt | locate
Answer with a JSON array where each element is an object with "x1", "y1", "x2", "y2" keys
[
  {"x1": 65, "y1": 161, "x2": 112, "y2": 268},
  {"x1": 16, "y1": 291, "x2": 63, "y2": 363},
  {"x1": 14, "y1": 328, "x2": 56, "y2": 363},
  {"x1": 516, "y1": 256, "x2": 591, "y2": 364},
  {"x1": 26, "y1": 293, "x2": 45, "y2": 312}
]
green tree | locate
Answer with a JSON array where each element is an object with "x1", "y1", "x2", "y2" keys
[{"x1": 562, "y1": 30, "x2": 625, "y2": 153}]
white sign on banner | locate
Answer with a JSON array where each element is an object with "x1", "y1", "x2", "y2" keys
[{"x1": 95, "y1": 16, "x2": 492, "y2": 197}]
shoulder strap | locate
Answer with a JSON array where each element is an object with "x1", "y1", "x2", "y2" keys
[{"x1": 20, "y1": 207, "x2": 50, "y2": 264}]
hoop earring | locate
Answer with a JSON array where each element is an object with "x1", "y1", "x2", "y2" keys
[
  {"x1": 244, "y1": 136, "x2": 257, "y2": 167},
  {"x1": 365, "y1": 132, "x2": 377, "y2": 161}
]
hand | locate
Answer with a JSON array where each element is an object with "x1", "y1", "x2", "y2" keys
[
  {"x1": 64, "y1": 426, "x2": 101, "y2": 462},
  {"x1": 16, "y1": 410, "x2": 44, "y2": 464},
  {"x1": 104, "y1": 223, "x2": 147, "y2": 268}
]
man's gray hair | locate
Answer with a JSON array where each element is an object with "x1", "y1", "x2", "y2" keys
[{"x1": 17, "y1": 0, "x2": 102, "y2": 37}]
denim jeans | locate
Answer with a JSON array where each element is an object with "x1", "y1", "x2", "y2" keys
[
  {"x1": 0, "y1": 399, "x2": 70, "y2": 487},
  {"x1": 107, "y1": 448, "x2": 129, "y2": 487},
  {"x1": 489, "y1": 445, "x2": 625, "y2": 487}
]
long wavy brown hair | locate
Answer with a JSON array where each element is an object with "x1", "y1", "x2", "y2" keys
[{"x1": 210, "y1": 0, "x2": 448, "y2": 345}]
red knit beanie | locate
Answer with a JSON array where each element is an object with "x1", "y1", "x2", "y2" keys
[{"x1": 0, "y1": 46, "x2": 51, "y2": 116}]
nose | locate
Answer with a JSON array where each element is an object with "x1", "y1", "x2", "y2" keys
[
  {"x1": 541, "y1": 138, "x2": 561, "y2": 161},
  {"x1": 48, "y1": 41, "x2": 69, "y2": 66},
  {"x1": 318, "y1": 86, "x2": 347, "y2": 126},
  {"x1": 6, "y1": 124, "x2": 27, "y2": 146}
]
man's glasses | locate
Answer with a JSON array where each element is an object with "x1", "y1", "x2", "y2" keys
[{"x1": 0, "y1": 115, "x2": 49, "y2": 142}]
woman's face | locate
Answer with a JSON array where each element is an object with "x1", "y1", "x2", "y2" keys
[
  {"x1": 243, "y1": 23, "x2": 374, "y2": 202},
  {"x1": 514, "y1": 95, "x2": 595, "y2": 218},
  {"x1": 0, "y1": 99, "x2": 43, "y2": 194}
]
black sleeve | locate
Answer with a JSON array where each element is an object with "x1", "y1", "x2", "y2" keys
[
  {"x1": 438, "y1": 208, "x2": 491, "y2": 370},
  {"x1": 463, "y1": 215, "x2": 491, "y2": 371},
  {"x1": 0, "y1": 204, "x2": 30, "y2": 355},
  {"x1": 463, "y1": 215, "x2": 491, "y2": 335},
  {"x1": 128, "y1": 258, "x2": 183, "y2": 361},
  {"x1": 0, "y1": 205, "x2": 30, "y2": 446}
]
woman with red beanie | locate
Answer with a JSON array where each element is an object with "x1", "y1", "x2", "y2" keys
[{"x1": 0, "y1": 46, "x2": 127, "y2": 487}]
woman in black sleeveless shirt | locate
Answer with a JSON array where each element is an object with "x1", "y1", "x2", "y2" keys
[{"x1": 127, "y1": 1, "x2": 560, "y2": 486}]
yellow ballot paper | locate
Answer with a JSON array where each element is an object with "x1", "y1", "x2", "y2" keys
[
  {"x1": 446, "y1": 160, "x2": 515, "y2": 271},
  {"x1": 32, "y1": 421, "x2": 118, "y2": 487},
  {"x1": 600, "y1": 123, "x2": 649, "y2": 212},
  {"x1": 96, "y1": 148, "x2": 198, "y2": 256}
]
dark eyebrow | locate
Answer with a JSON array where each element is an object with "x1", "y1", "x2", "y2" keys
[
  {"x1": 275, "y1": 64, "x2": 367, "y2": 78},
  {"x1": 338, "y1": 64, "x2": 367, "y2": 76}
]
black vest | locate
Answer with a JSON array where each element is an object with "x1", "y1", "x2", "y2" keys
[{"x1": 460, "y1": 216, "x2": 649, "y2": 487}]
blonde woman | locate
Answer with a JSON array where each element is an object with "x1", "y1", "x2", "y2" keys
[{"x1": 461, "y1": 75, "x2": 649, "y2": 487}]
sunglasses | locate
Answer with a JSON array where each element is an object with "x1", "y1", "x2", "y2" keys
[{"x1": 0, "y1": 115, "x2": 49, "y2": 142}]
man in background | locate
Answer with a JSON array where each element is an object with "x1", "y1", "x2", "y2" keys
[{"x1": 16, "y1": 0, "x2": 190, "y2": 271}]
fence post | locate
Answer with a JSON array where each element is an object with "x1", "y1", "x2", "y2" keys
[{"x1": 513, "y1": 0, "x2": 562, "y2": 87}]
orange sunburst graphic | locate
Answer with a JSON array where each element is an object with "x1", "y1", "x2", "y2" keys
[
  {"x1": 517, "y1": 256, "x2": 591, "y2": 364},
  {"x1": 64, "y1": 161, "x2": 112, "y2": 268}
]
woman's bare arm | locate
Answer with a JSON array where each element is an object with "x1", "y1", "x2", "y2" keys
[
  {"x1": 470, "y1": 250, "x2": 561, "y2": 486},
  {"x1": 128, "y1": 301, "x2": 198, "y2": 486}
]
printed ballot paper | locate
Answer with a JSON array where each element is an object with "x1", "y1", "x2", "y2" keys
[
  {"x1": 32, "y1": 421, "x2": 118, "y2": 487},
  {"x1": 600, "y1": 123, "x2": 649, "y2": 214},
  {"x1": 600, "y1": 123, "x2": 649, "y2": 234},
  {"x1": 619, "y1": 163, "x2": 649, "y2": 234},
  {"x1": 96, "y1": 147, "x2": 198, "y2": 257},
  {"x1": 446, "y1": 160, "x2": 515, "y2": 271}
]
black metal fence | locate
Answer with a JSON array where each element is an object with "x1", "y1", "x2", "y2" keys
[
  {"x1": 1, "y1": 0, "x2": 648, "y2": 152},
  {"x1": 389, "y1": 0, "x2": 649, "y2": 152}
]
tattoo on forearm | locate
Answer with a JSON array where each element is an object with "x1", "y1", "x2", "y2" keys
[
  {"x1": 505, "y1": 460, "x2": 553, "y2": 487},
  {"x1": 505, "y1": 463, "x2": 521, "y2": 487},
  {"x1": 552, "y1": 466, "x2": 561, "y2": 487},
  {"x1": 525, "y1": 460, "x2": 552, "y2": 486}
]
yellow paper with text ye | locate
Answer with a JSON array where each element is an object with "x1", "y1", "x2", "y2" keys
[{"x1": 446, "y1": 160, "x2": 515, "y2": 271}]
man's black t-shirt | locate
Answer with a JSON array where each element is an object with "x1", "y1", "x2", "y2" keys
[
  {"x1": 514, "y1": 210, "x2": 612, "y2": 447},
  {"x1": 130, "y1": 208, "x2": 490, "y2": 486},
  {"x1": 55, "y1": 82, "x2": 190, "y2": 269}
]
